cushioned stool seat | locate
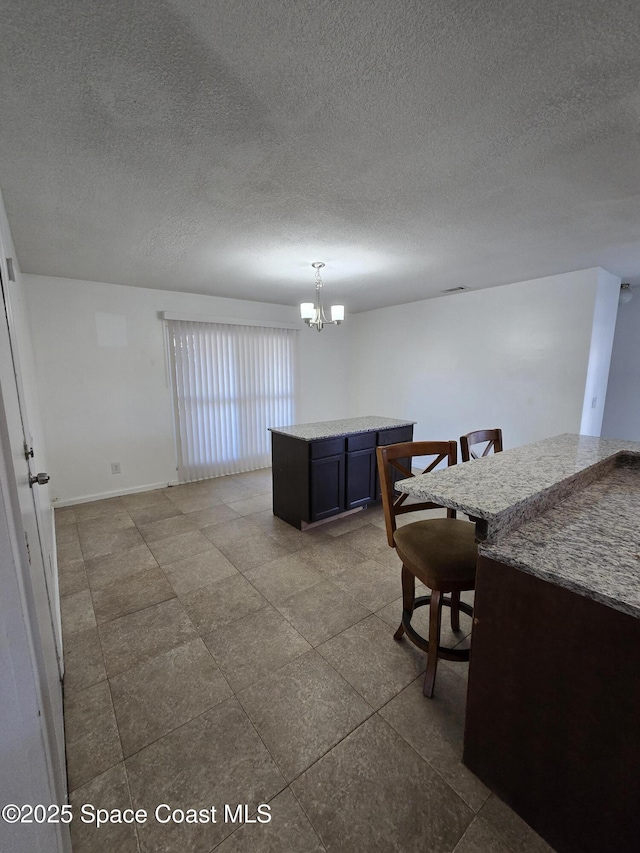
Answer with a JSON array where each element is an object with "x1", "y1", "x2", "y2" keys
[{"x1": 394, "y1": 519, "x2": 477, "y2": 590}]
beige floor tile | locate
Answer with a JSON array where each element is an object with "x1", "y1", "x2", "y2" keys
[
  {"x1": 77, "y1": 511, "x2": 135, "y2": 538},
  {"x1": 200, "y1": 515, "x2": 265, "y2": 544},
  {"x1": 231, "y1": 468, "x2": 272, "y2": 493},
  {"x1": 69, "y1": 763, "x2": 139, "y2": 853},
  {"x1": 322, "y1": 511, "x2": 373, "y2": 537},
  {"x1": 162, "y1": 547, "x2": 238, "y2": 595},
  {"x1": 85, "y1": 544, "x2": 159, "y2": 590},
  {"x1": 214, "y1": 788, "x2": 325, "y2": 853},
  {"x1": 137, "y1": 513, "x2": 198, "y2": 543},
  {"x1": 295, "y1": 537, "x2": 370, "y2": 578},
  {"x1": 120, "y1": 489, "x2": 174, "y2": 510},
  {"x1": 165, "y1": 486, "x2": 225, "y2": 513},
  {"x1": 204, "y1": 518, "x2": 293, "y2": 572},
  {"x1": 226, "y1": 492, "x2": 273, "y2": 517},
  {"x1": 54, "y1": 506, "x2": 77, "y2": 526},
  {"x1": 212, "y1": 525, "x2": 290, "y2": 572},
  {"x1": 336, "y1": 523, "x2": 403, "y2": 569},
  {"x1": 204, "y1": 607, "x2": 311, "y2": 692},
  {"x1": 126, "y1": 697, "x2": 286, "y2": 853},
  {"x1": 58, "y1": 558, "x2": 89, "y2": 597},
  {"x1": 206, "y1": 478, "x2": 255, "y2": 503},
  {"x1": 275, "y1": 579, "x2": 371, "y2": 646},
  {"x1": 110, "y1": 638, "x2": 232, "y2": 757},
  {"x1": 452, "y1": 817, "x2": 513, "y2": 853},
  {"x1": 92, "y1": 566, "x2": 176, "y2": 623},
  {"x1": 55, "y1": 522, "x2": 81, "y2": 546},
  {"x1": 379, "y1": 672, "x2": 490, "y2": 812},
  {"x1": 238, "y1": 650, "x2": 372, "y2": 782},
  {"x1": 243, "y1": 553, "x2": 325, "y2": 604},
  {"x1": 249, "y1": 510, "x2": 333, "y2": 551},
  {"x1": 331, "y1": 558, "x2": 400, "y2": 611},
  {"x1": 61, "y1": 589, "x2": 96, "y2": 637},
  {"x1": 479, "y1": 795, "x2": 555, "y2": 853},
  {"x1": 292, "y1": 714, "x2": 473, "y2": 853},
  {"x1": 317, "y1": 615, "x2": 425, "y2": 709},
  {"x1": 147, "y1": 529, "x2": 215, "y2": 566},
  {"x1": 180, "y1": 573, "x2": 269, "y2": 634},
  {"x1": 99, "y1": 598, "x2": 198, "y2": 677},
  {"x1": 57, "y1": 536, "x2": 84, "y2": 567},
  {"x1": 127, "y1": 501, "x2": 183, "y2": 526},
  {"x1": 64, "y1": 681, "x2": 122, "y2": 791},
  {"x1": 74, "y1": 497, "x2": 126, "y2": 522},
  {"x1": 63, "y1": 627, "x2": 107, "y2": 696},
  {"x1": 185, "y1": 503, "x2": 241, "y2": 529},
  {"x1": 79, "y1": 527, "x2": 145, "y2": 561},
  {"x1": 335, "y1": 522, "x2": 390, "y2": 553}
]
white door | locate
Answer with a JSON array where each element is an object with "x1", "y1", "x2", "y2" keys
[{"x1": 0, "y1": 266, "x2": 67, "y2": 821}]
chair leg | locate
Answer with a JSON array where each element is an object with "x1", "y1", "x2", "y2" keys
[
  {"x1": 450, "y1": 590, "x2": 461, "y2": 632},
  {"x1": 394, "y1": 565, "x2": 415, "y2": 641},
  {"x1": 423, "y1": 590, "x2": 442, "y2": 697}
]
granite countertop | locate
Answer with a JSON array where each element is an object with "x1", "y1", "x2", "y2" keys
[
  {"x1": 481, "y1": 457, "x2": 640, "y2": 619},
  {"x1": 395, "y1": 433, "x2": 640, "y2": 619},
  {"x1": 397, "y1": 434, "x2": 640, "y2": 540},
  {"x1": 269, "y1": 416, "x2": 415, "y2": 441}
]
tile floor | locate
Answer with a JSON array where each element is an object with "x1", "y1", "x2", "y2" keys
[{"x1": 56, "y1": 469, "x2": 554, "y2": 853}]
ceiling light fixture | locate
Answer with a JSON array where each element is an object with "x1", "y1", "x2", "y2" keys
[
  {"x1": 300, "y1": 262, "x2": 344, "y2": 331},
  {"x1": 619, "y1": 283, "x2": 633, "y2": 305}
]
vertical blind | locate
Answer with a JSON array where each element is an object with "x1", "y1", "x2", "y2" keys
[{"x1": 168, "y1": 320, "x2": 297, "y2": 482}]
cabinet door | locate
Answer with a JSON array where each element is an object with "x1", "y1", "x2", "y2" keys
[
  {"x1": 346, "y1": 448, "x2": 376, "y2": 509},
  {"x1": 310, "y1": 454, "x2": 345, "y2": 521}
]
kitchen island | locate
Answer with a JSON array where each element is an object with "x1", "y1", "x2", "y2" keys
[
  {"x1": 396, "y1": 434, "x2": 640, "y2": 853},
  {"x1": 269, "y1": 416, "x2": 414, "y2": 528}
]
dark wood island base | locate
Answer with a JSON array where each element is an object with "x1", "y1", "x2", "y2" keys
[
  {"x1": 465, "y1": 555, "x2": 640, "y2": 853},
  {"x1": 270, "y1": 417, "x2": 414, "y2": 529}
]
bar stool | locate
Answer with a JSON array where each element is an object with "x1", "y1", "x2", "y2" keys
[
  {"x1": 376, "y1": 440, "x2": 477, "y2": 698},
  {"x1": 460, "y1": 428, "x2": 503, "y2": 462}
]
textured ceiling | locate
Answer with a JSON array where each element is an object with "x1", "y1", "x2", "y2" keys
[{"x1": 1, "y1": 0, "x2": 640, "y2": 312}]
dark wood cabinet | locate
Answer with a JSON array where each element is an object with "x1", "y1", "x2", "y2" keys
[
  {"x1": 346, "y1": 447, "x2": 377, "y2": 509},
  {"x1": 271, "y1": 422, "x2": 413, "y2": 528},
  {"x1": 310, "y1": 454, "x2": 345, "y2": 520}
]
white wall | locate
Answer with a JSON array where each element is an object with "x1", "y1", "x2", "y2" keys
[
  {"x1": 24, "y1": 275, "x2": 350, "y2": 504},
  {"x1": 25, "y1": 266, "x2": 621, "y2": 505},
  {"x1": 347, "y1": 268, "x2": 618, "y2": 450},
  {"x1": 602, "y1": 286, "x2": 640, "y2": 441}
]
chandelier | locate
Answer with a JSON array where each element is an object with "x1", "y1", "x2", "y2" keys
[{"x1": 300, "y1": 262, "x2": 345, "y2": 331}]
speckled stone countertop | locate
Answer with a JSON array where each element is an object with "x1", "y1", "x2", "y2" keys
[
  {"x1": 269, "y1": 416, "x2": 414, "y2": 441},
  {"x1": 396, "y1": 433, "x2": 640, "y2": 618},
  {"x1": 397, "y1": 434, "x2": 640, "y2": 539},
  {"x1": 480, "y1": 457, "x2": 640, "y2": 619}
]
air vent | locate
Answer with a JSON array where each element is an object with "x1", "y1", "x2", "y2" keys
[{"x1": 441, "y1": 286, "x2": 467, "y2": 293}]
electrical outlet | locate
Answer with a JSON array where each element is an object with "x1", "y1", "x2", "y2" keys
[{"x1": 111, "y1": 462, "x2": 121, "y2": 474}]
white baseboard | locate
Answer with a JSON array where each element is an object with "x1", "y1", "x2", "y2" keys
[{"x1": 52, "y1": 480, "x2": 180, "y2": 507}]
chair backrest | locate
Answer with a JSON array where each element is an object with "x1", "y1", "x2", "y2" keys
[
  {"x1": 460, "y1": 428, "x2": 503, "y2": 462},
  {"x1": 376, "y1": 440, "x2": 458, "y2": 548}
]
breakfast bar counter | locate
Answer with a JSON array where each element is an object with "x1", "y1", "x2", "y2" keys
[{"x1": 396, "y1": 434, "x2": 640, "y2": 853}]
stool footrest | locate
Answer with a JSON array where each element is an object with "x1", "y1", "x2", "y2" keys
[{"x1": 400, "y1": 595, "x2": 472, "y2": 661}]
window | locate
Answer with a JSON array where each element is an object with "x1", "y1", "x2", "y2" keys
[{"x1": 168, "y1": 319, "x2": 296, "y2": 481}]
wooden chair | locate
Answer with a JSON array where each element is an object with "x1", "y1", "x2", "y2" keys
[
  {"x1": 376, "y1": 441, "x2": 477, "y2": 697},
  {"x1": 460, "y1": 428, "x2": 503, "y2": 462}
]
